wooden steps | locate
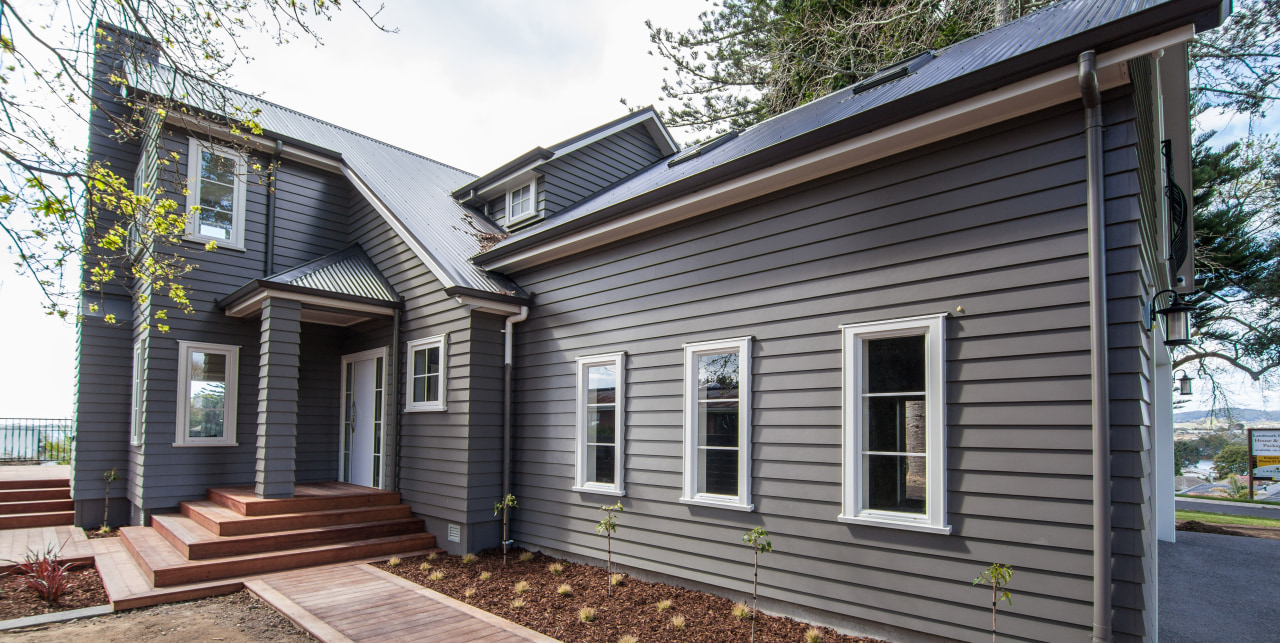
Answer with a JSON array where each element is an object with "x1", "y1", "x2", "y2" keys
[
  {"x1": 121, "y1": 482, "x2": 439, "y2": 587},
  {"x1": 0, "y1": 475, "x2": 73, "y2": 530}
]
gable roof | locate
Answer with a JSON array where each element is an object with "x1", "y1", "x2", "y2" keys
[
  {"x1": 475, "y1": 0, "x2": 1229, "y2": 266},
  {"x1": 265, "y1": 244, "x2": 398, "y2": 303}
]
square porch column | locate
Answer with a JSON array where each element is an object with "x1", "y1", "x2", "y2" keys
[{"x1": 256, "y1": 297, "x2": 301, "y2": 498}]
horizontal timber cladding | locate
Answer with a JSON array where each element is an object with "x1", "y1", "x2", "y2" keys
[
  {"x1": 347, "y1": 190, "x2": 505, "y2": 555},
  {"x1": 506, "y1": 93, "x2": 1143, "y2": 643},
  {"x1": 538, "y1": 123, "x2": 666, "y2": 219}
]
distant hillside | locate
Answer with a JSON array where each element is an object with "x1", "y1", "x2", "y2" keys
[{"x1": 1173, "y1": 407, "x2": 1280, "y2": 424}]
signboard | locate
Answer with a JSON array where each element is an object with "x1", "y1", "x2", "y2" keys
[
  {"x1": 1255, "y1": 464, "x2": 1280, "y2": 478},
  {"x1": 1251, "y1": 430, "x2": 1280, "y2": 485},
  {"x1": 1253, "y1": 429, "x2": 1280, "y2": 456}
]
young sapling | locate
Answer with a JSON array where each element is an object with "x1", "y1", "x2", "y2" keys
[
  {"x1": 493, "y1": 493, "x2": 518, "y2": 565},
  {"x1": 973, "y1": 562, "x2": 1014, "y2": 643},
  {"x1": 100, "y1": 468, "x2": 119, "y2": 534},
  {"x1": 596, "y1": 501, "x2": 623, "y2": 594},
  {"x1": 742, "y1": 527, "x2": 773, "y2": 643}
]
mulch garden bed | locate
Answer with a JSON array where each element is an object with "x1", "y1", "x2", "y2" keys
[
  {"x1": 375, "y1": 548, "x2": 884, "y2": 643},
  {"x1": 0, "y1": 566, "x2": 109, "y2": 621},
  {"x1": 1177, "y1": 519, "x2": 1280, "y2": 540},
  {"x1": 84, "y1": 528, "x2": 122, "y2": 540}
]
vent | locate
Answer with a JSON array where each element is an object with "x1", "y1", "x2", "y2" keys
[
  {"x1": 448, "y1": 524, "x2": 461, "y2": 543},
  {"x1": 852, "y1": 51, "x2": 935, "y2": 95},
  {"x1": 668, "y1": 130, "x2": 739, "y2": 167}
]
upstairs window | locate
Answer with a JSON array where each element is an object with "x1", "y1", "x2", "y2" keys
[
  {"x1": 175, "y1": 341, "x2": 239, "y2": 447},
  {"x1": 840, "y1": 314, "x2": 949, "y2": 534},
  {"x1": 508, "y1": 180, "x2": 536, "y2": 224},
  {"x1": 574, "y1": 352, "x2": 626, "y2": 495},
  {"x1": 186, "y1": 138, "x2": 247, "y2": 250},
  {"x1": 681, "y1": 337, "x2": 753, "y2": 511},
  {"x1": 406, "y1": 335, "x2": 446, "y2": 412}
]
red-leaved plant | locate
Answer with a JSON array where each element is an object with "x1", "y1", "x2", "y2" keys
[{"x1": 9, "y1": 544, "x2": 74, "y2": 604}]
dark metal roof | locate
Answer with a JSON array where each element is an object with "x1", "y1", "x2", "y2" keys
[
  {"x1": 267, "y1": 244, "x2": 398, "y2": 302},
  {"x1": 477, "y1": 0, "x2": 1230, "y2": 264}
]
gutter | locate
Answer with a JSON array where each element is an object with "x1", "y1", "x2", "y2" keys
[
  {"x1": 1079, "y1": 50, "x2": 1113, "y2": 643},
  {"x1": 502, "y1": 305, "x2": 530, "y2": 549}
]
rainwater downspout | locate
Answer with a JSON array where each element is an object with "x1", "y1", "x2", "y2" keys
[
  {"x1": 502, "y1": 305, "x2": 529, "y2": 540},
  {"x1": 1079, "y1": 50, "x2": 1113, "y2": 643},
  {"x1": 263, "y1": 139, "x2": 284, "y2": 276}
]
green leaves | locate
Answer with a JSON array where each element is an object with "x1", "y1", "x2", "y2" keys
[
  {"x1": 493, "y1": 493, "x2": 518, "y2": 516},
  {"x1": 973, "y1": 562, "x2": 1014, "y2": 606},
  {"x1": 742, "y1": 527, "x2": 772, "y2": 554},
  {"x1": 595, "y1": 501, "x2": 623, "y2": 535}
]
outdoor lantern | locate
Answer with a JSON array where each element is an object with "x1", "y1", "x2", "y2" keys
[
  {"x1": 1174, "y1": 369, "x2": 1193, "y2": 396},
  {"x1": 1152, "y1": 289, "x2": 1195, "y2": 346}
]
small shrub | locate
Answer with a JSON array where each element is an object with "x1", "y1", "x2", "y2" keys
[
  {"x1": 578, "y1": 606, "x2": 597, "y2": 623},
  {"x1": 428, "y1": 571, "x2": 445, "y2": 581},
  {"x1": 670, "y1": 614, "x2": 687, "y2": 630},
  {"x1": 617, "y1": 635, "x2": 639, "y2": 643},
  {"x1": 804, "y1": 627, "x2": 824, "y2": 643},
  {"x1": 427, "y1": 552, "x2": 439, "y2": 561},
  {"x1": 479, "y1": 571, "x2": 493, "y2": 581},
  {"x1": 655, "y1": 599, "x2": 672, "y2": 612},
  {"x1": 558, "y1": 583, "x2": 574, "y2": 597},
  {"x1": 12, "y1": 545, "x2": 73, "y2": 604},
  {"x1": 464, "y1": 587, "x2": 477, "y2": 599},
  {"x1": 732, "y1": 602, "x2": 752, "y2": 620},
  {"x1": 519, "y1": 551, "x2": 534, "y2": 562},
  {"x1": 96, "y1": 525, "x2": 114, "y2": 536},
  {"x1": 610, "y1": 573, "x2": 625, "y2": 587},
  {"x1": 548, "y1": 562, "x2": 564, "y2": 575},
  {"x1": 510, "y1": 597, "x2": 526, "y2": 609},
  {"x1": 462, "y1": 553, "x2": 478, "y2": 564},
  {"x1": 514, "y1": 580, "x2": 531, "y2": 595},
  {"x1": 419, "y1": 562, "x2": 432, "y2": 572},
  {"x1": 387, "y1": 557, "x2": 402, "y2": 567}
]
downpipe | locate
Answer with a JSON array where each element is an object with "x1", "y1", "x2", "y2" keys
[
  {"x1": 1079, "y1": 50, "x2": 1113, "y2": 643},
  {"x1": 502, "y1": 305, "x2": 529, "y2": 553}
]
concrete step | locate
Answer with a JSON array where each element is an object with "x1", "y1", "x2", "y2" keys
[
  {"x1": 0, "y1": 511, "x2": 75, "y2": 529},
  {"x1": 0, "y1": 498, "x2": 74, "y2": 515},
  {"x1": 152, "y1": 513, "x2": 427, "y2": 560},
  {"x1": 181, "y1": 500, "x2": 413, "y2": 537}
]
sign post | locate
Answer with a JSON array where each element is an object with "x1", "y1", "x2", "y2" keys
[{"x1": 1249, "y1": 428, "x2": 1280, "y2": 500}]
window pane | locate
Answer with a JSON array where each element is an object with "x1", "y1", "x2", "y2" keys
[
  {"x1": 200, "y1": 180, "x2": 236, "y2": 215},
  {"x1": 588, "y1": 406, "x2": 615, "y2": 444},
  {"x1": 866, "y1": 454, "x2": 926, "y2": 514},
  {"x1": 199, "y1": 207, "x2": 233, "y2": 240},
  {"x1": 697, "y1": 352, "x2": 738, "y2": 400},
  {"x1": 866, "y1": 335, "x2": 925, "y2": 393},
  {"x1": 587, "y1": 364, "x2": 616, "y2": 405},
  {"x1": 866, "y1": 395, "x2": 926, "y2": 453},
  {"x1": 425, "y1": 373, "x2": 440, "y2": 403},
  {"x1": 698, "y1": 448, "x2": 738, "y2": 496},
  {"x1": 588, "y1": 444, "x2": 615, "y2": 484},
  {"x1": 426, "y1": 346, "x2": 440, "y2": 375},
  {"x1": 413, "y1": 348, "x2": 426, "y2": 377},
  {"x1": 412, "y1": 375, "x2": 425, "y2": 403},
  {"x1": 200, "y1": 150, "x2": 237, "y2": 184},
  {"x1": 189, "y1": 351, "x2": 227, "y2": 439},
  {"x1": 698, "y1": 401, "x2": 738, "y2": 447}
]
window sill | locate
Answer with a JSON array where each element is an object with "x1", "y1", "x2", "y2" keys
[
  {"x1": 837, "y1": 514, "x2": 952, "y2": 535},
  {"x1": 405, "y1": 404, "x2": 446, "y2": 413},
  {"x1": 183, "y1": 235, "x2": 245, "y2": 252},
  {"x1": 680, "y1": 496, "x2": 754, "y2": 512},
  {"x1": 172, "y1": 441, "x2": 238, "y2": 448},
  {"x1": 572, "y1": 485, "x2": 624, "y2": 497}
]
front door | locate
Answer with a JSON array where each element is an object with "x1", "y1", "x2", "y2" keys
[{"x1": 340, "y1": 348, "x2": 387, "y2": 488}]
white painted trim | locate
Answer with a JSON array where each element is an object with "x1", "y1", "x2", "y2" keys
[
  {"x1": 338, "y1": 346, "x2": 390, "y2": 489},
  {"x1": 481, "y1": 26, "x2": 1195, "y2": 273},
  {"x1": 681, "y1": 336, "x2": 752, "y2": 510},
  {"x1": 130, "y1": 338, "x2": 145, "y2": 447},
  {"x1": 225, "y1": 288, "x2": 396, "y2": 318},
  {"x1": 840, "y1": 314, "x2": 948, "y2": 533},
  {"x1": 174, "y1": 340, "x2": 240, "y2": 447},
  {"x1": 405, "y1": 335, "x2": 447, "y2": 412},
  {"x1": 574, "y1": 352, "x2": 626, "y2": 495},
  {"x1": 185, "y1": 137, "x2": 247, "y2": 251},
  {"x1": 342, "y1": 165, "x2": 459, "y2": 289},
  {"x1": 506, "y1": 180, "x2": 538, "y2": 226},
  {"x1": 454, "y1": 295, "x2": 526, "y2": 316}
]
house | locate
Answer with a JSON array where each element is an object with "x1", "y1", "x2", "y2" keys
[{"x1": 73, "y1": 1, "x2": 1231, "y2": 641}]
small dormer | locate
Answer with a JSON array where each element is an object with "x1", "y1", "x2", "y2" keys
[{"x1": 453, "y1": 107, "x2": 678, "y2": 232}]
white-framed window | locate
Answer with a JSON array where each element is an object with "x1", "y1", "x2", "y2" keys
[
  {"x1": 405, "y1": 335, "x2": 446, "y2": 412},
  {"x1": 507, "y1": 180, "x2": 536, "y2": 224},
  {"x1": 174, "y1": 341, "x2": 240, "y2": 447},
  {"x1": 573, "y1": 352, "x2": 626, "y2": 496},
  {"x1": 130, "y1": 338, "x2": 145, "y2": 446},
  {"x1": 681, "y1": 337, "x2": 753, "y2": 511},
  {"x1": 185, "y1": 138, "x2": 247, "y2": 250},
  {"x1": 839, "y1": 314, "x2": 950, "y2": 534}
]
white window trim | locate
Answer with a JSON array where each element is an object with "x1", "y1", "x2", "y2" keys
[
  {"x1": 506, "y1": 179, "x2": 537, "y2": 225},
  {"x1": 681, "y1": 336, "x2": 753, "y2": 512},
  {"x1": 174, "y1": 340, "x2": 240, "y2": 447},
  {"x1": 839, "y1": 314, "x2": 950, "y2": 535},
  {"x1": 405, "y1": 335, "x2": 447, "y2": 412},
  {"x1": 185, "y1": 137, "x2": 248, "y2": 251},
  {"x1": 130, "y1": 338, "x2": 145, "y2": 447},
  {"x1": 573, "y1": 352, "x2": 627, "y2": 496}
]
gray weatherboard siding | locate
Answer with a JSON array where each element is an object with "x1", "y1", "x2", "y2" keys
[{"x1": 504, "y1": 93, "x2": 1148, "y2": 643}]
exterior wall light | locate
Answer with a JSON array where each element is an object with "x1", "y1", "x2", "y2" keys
[
  {"x1": 1173, "y1": 369, "x2": 1192, "y2": 396},
  {"x1": 1151, "y1": 289, "x2": 1195, "y2": 347}
]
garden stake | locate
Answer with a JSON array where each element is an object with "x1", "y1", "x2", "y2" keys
[
  {"x1": 493, "y1": 494, "x2": 518, "y2": 565},
  {"x1": 742, "y1": 527, "x2": 772, "y2": 643},
  {"x1": 973, "y1": 562, "x2": 1014, "y2": 643},
  {"x1": 595, "y1": 501, "x2": 623, "y2": 595}
]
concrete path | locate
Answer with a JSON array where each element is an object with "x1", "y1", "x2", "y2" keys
[
  {"x1": 1159, "y1": 531, "x2": 1278, "y2": 643},
  {"x1": 246, "y1": 563, "x2": 561, "y2": 643},
  {"x1": 1176, "y1": 496, "x2": 1280, "y2": 519}
]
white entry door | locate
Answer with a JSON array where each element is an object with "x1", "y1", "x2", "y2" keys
[{"x1": 340, "y1": 348, "x2": 387, "y2": 488}]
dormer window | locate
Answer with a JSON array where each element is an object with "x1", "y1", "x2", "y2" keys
[{"x1": 508, "y1": 180, "x2": 536, "y2": 224}]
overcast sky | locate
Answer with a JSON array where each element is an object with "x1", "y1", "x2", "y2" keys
[{"x1": 1, "y1": 1, "x2": 1275, "y2": 417}]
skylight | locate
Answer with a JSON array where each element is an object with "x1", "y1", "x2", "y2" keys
[{"x1": 852, "y1": 51, "x2": 935, "y2": 95}]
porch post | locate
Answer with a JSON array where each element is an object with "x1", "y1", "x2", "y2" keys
[{"x1": 256, "y1": 297, "x2": 301, "y2": 498}]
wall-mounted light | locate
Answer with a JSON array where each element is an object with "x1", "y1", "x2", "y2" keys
[
  {"x1": 1173, "y1": 369, "x2": 1193, "y2": 396},
  {"x1": 1151, "y1": 289, "x2": 1195, "y2": 347}
]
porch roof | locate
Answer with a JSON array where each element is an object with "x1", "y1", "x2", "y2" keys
[{"x1": 219, "y1": 244, "x2": 402, "y2": 326}]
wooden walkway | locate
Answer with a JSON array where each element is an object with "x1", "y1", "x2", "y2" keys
[
  {"x1": 246, "y1": 564, "x2": 561, "y2": 643},
  {"x1": 0, "y1": 525, "x2": 95, "y2": 572}
]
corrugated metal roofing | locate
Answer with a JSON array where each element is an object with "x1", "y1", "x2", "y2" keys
[
  {"x1": 484, "y1": 0, "x2": 1214, "y2": 257},
  {"x1": 126, "y1": 65, "x2": 523, "y2": 298},
  {"x1": 265, "y1": 244, "x2": 398, "y2": 303}
]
